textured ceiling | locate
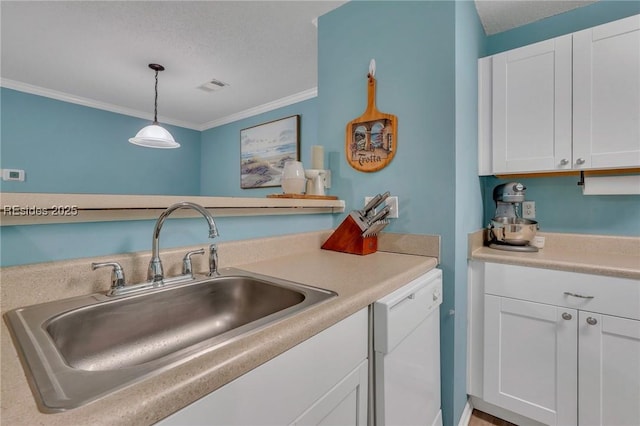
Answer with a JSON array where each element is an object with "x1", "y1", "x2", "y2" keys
[
  {"x1": 475, "y1": 0, "x2": 597, "y2": 35},
  {"x1": 0, "y1": 1, "x2": 346, "y2": 129},
  {"x1": 1, "y1": 1, "x2": 597, "y2": 130}
]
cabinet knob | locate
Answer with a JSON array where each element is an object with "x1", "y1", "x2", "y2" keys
[
  {"x1": 576, "y1": 158, "x2": 586, "y2": 165},
  {"x1": 562, "y1": 312, "x2": 572, "y2": 320},
  {"x1": 560, "y1": 159, "x2": 569, "y2": 165},
  {"x1": 586, "y1": 317, "x2": 598, "y2": 326}
]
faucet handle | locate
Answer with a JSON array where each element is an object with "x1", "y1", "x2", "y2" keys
[
  {"x1": 91, "y1": 262, "x2": 126, "y2": 290},
  {"x1": 208, "y1": 244, "x2": 219, "y2": 277},
  {"x1": 182, "y1": 248, "x2": 205, "y2": 276}
]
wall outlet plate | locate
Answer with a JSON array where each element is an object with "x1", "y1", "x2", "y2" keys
[
  {"x1": 323, "y1": 170, "x2": 331, "y2": 189},
  {"x1": 364, "y1": 195, "x2": 399, "y2": 219},
  {"x1": 522, "y1": 201, "x2": 535, "y2": 219},
  {"x1": 386, "y1": 196, "x2": 399, "y2": 218}
]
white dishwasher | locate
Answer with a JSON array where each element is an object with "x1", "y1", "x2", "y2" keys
[{"x1": 372, "y1": 268, "x2": 442, "y2": 426}]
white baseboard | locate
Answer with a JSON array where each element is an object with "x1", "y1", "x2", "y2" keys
[{"x1": 458, "y1": 399, "x2": 474, "y2": 426}]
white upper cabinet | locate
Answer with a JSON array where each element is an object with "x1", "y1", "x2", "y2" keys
[
  {"x1": 479, "y1": 14, "x2": 640, "y2": 175},
  {"x1": 573, "y1": 15, "x2": 640, "y2": 169},
  {"x1": 492, "y1": 36, "x2": 573, "y2": 174}
]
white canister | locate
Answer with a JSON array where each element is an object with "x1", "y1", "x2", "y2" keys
[{"x1": 281, "y1": 161, "x2": 306, "y2": 194}]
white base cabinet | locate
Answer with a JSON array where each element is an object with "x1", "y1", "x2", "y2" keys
[
  {"x1": 484, "y1": 296, "x2": 577, "y2": 426},
  {"x1": 468, "y1": 261, "x2": 640, "y2": 426},
  {"x1": 578, "y1": 312, "x2": 640, "y2": 426},
  {"x1": 158, "y1": 309, "x2": 368, "y2": 426}
]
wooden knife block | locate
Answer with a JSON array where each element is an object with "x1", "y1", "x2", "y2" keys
[{"x1": 321, "y1": 215, "x2": 377, "y2": 255}]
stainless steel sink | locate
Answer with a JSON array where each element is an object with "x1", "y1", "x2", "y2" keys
[{"x1": 4, "y1": 267, "x2": 336, "y2": 412}]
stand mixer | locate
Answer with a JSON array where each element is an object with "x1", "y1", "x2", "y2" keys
[{"x1": 488, "y1": 182, "x2": 539, "y2": 252}]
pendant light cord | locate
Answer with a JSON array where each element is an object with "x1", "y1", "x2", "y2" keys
[{"x1": 153, "y1": 69, "x2": 159, "y2": 124}]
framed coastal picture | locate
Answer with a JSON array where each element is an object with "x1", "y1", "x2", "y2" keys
[{"x1": 240, "y1": 115, "x2": 300, "y2": 189}]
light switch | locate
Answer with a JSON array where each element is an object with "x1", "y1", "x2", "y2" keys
[{"x1": 1, "y1": 169, "x2": 25, "y2": 182}]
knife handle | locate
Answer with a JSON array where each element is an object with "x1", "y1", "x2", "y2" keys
[
  {"x1": 368, "y1": 204, "x2": 391, "y2": 224},
  {"x1": 363, "y1": 191, "x2": 391, "y2": 216},
  {"x1": 361, "y1": 193, "x2": 382, "y2": 216}
]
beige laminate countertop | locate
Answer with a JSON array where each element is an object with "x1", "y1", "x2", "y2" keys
[
  {"x1": 1, "y1": 235, "x2": 438, "y2": 426},
  {"x1": 469, "y1": 231, "x2": 640, "y2": 280}
]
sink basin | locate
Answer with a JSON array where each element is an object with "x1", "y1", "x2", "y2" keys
[{"x1": 4, "y1": 267, "x2": 336, "y2": 412}]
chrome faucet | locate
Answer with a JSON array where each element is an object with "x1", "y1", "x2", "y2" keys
[
  {"x1": 208, "y1": 243, "x2": 219, "y2": 276},
  {"x1": 148, "y1": 202, "x2": 219, "y2": 283}
]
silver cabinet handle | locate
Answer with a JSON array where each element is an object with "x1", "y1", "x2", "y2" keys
[
  {"x1": 560, "y1": 158, "x2": 569, "y2": 165},
  {"x1": 564, "y1": 291, "x2": 594, "y2": 299},
  {"x1": 576, "y1": 158, "x2": 586, "y2": 165},
  {"x1": 562, "y1": 312, "x2": 572, "y2": 320},
  {"x1": 586, "y1": 317, "x2": 598, "y2": 326}
]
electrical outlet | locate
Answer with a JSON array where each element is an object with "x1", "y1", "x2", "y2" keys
[
  {"x1": 385, "y1": 196, "x2": 399, "y2": 218},
  {"x1": 522, "y1": 201, "x2": 536, "y2": 219},
  {"x1": 323, "y1": 170, "x2": 331, "y2": 189},
  {"x1": 364, "y1": 196, "x2": 399, "y2": 219}
]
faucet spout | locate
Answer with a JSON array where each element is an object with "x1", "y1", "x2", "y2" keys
[{"x1": 148, "y1": 202, "x2": 218, "y2": 283}]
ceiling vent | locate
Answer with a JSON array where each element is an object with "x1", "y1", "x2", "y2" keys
[{"x1": 198, "y1": 78, "x2": 230, "y2": 92}]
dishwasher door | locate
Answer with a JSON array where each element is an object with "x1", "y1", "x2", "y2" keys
[{"x1": 372, "y1": 268, "x2": 442, "y2": 426}]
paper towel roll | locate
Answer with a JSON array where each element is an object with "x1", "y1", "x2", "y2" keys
[{"x1": 582, "y1": 175, "x2": 640, "y2": 195}]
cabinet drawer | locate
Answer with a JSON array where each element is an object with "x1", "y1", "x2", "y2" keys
[{"x1": 485, "y1": 263, "x2": 640, "y2": 320}]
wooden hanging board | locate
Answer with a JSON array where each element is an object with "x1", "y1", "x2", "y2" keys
[
  {"x1": 267, "y1": 194, "x2": 338, "y2": 200},
  {"x1": 345, "y1": 74, "x2": 397, "y2": 172}
]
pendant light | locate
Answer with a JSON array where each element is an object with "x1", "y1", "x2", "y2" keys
[{"x1": 129, "y1": 63, "x2": 180, "y2": 149}]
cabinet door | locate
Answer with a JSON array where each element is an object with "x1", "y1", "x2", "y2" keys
[
  {"x1": 484, "y1": 295, "x2": 577, "y2": 426},
  {"x1": 579, "y1": 312, "x2": 640, "y2": 426},
  {"x1": 492, "y1": 35, "x2": 573, "y2": 173},
  {"x1": 573, "y1": 15, "x2": 640, "y2": 170},
  {"x1": 157, "y1": 309, "x2": 368, "y2": 426},
  {"x1": 291, "y1": 360, "x2": 368, "y2": 426}
]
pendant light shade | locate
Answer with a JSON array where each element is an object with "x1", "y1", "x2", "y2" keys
[
  {"x1": 129, "y1": 124, "x2": 179, "y2": 149},
  {"x1": 129, "y1": 64, "x2": 180, "y2": 149}
]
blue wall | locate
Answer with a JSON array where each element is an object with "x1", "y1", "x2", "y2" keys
[
  {"x1": 200, "y1": 98, "x2": 319, "y2": 197},
  {"x1": 483, "y1": 175, "x2": 640, "y2": 236},
  {"x1": 0, "y1": 88, "x2": 202, "y2": 195},
  {"x1": 0, "y1": 214, "x2": 332, "y2": 267},
  {"x1": 318, "y1": 2, "x2": 472, "y2": 425},
  {"x1": 454, "y1": 0, "x2": 487, "y2": 422},
  {"x1": 0, "y1": 91, "x2": 332, "y2": 267}
]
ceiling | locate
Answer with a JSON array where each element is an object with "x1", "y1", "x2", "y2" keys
[{"x1": 1, "y1": 1, "x2": 596, "y2": 131}]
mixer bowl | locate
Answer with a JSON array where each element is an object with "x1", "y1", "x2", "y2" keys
[{"x1": 490, "y1": 217, "x2": 538, "y2": 246}]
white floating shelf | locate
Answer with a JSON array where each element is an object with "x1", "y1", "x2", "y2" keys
[{"x1": 0, "y1": 193, "x2": 345, "y2": 226}]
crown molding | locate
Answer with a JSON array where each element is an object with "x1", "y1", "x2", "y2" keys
[
  {"x1": 199, "y1": 88, "x2": 318, "y2": 130},
  {"x1": 0, "y1": 79, "x2": 201, "y2": 130},
  {"x1": 1, "y1": 79, "x2": 318, "y2": 132}
]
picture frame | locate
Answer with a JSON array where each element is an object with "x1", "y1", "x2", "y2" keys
[{"x1": 240, "y1": 115, "x2": 300, "y2": 189}]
